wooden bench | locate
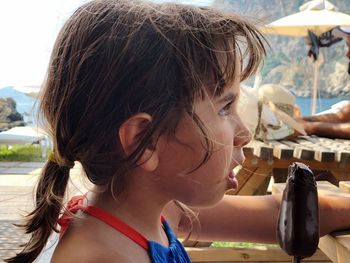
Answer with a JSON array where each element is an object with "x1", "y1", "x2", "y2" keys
[
  {"x1": 186, "y1": 246, "x2": 330, "y2": 262},
  {"x1": 234, "y1": 136, "x2": 350, "y2": 196}
]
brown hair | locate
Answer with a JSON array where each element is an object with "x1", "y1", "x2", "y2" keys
[{"x1": 6, "y1": 0, "x2": 266, "y2": 262}]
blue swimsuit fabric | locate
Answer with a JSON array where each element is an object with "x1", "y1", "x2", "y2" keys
[{"x1": 148, "y1": 220, "x2": 191, "y2": 263}]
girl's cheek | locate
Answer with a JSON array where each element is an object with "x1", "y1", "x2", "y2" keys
[{"x1": 219, "y1": 123, "x2": 235, "y2": 150}]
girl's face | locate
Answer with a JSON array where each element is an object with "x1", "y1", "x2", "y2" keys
[{"x1": 154, "y1": 66, "x2": 251, "y2": 207}]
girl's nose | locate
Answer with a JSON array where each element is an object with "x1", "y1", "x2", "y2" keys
[{"x1": 233, "y1": 120, "x2": 252, "y2": 148}]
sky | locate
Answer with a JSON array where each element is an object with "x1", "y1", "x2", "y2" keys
[{"x1": 0, "y1": 0, "x2": 214, "y2": 88}]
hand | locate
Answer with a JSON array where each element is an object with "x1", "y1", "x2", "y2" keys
[{"x1": 287, "y1": 118, "x2": 313, "y2": 139}]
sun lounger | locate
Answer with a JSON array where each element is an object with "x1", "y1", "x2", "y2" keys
[
  {"x1": 316, "y1": 100, "x2": 350, "y2": 115},
  {"x1": 0, "y1": 126, "x2": 50, "y2": 157}
]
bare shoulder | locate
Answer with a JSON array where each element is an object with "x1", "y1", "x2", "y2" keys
[
  {"x1": 51, "y1": 226, "x2": 136, "y2": 263},
  {"x1": 52, "y1": 246, "x2": 134, "y2": 263}
]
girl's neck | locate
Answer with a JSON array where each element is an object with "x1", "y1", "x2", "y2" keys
[{"x1": 86, "y1": 174, "x2": 171, "y2": 244}]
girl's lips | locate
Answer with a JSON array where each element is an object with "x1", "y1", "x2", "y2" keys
[{"x1": 228, "y1": 171, "x2": 238, "y2": 190}]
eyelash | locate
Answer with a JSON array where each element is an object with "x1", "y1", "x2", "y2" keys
[{"x1": 219, "y1": 101, "x2": 234, "y2": 116}]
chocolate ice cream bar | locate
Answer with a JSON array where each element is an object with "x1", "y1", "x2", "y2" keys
[{"x1": 277, "y1": 162, "x2": 319, "y2": 263}]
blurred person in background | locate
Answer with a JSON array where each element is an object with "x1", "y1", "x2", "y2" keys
[{"x1": 297, "y1": 27, "x2": 350, "y2": 139}]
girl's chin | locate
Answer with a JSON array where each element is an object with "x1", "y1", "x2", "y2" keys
[{"x1": 188, "y1": 190, "x2": 227, "y2": 208}]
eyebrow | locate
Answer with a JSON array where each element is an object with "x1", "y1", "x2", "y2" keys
[{"x1": 215, "y1": 92, "x2": 238, "y2": 104}]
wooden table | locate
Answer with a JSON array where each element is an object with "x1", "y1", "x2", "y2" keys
[
  {"x1": 272, "y1": 181, "x2": 350, "y2": 263},
  {"x1": 234, "y1": 136, "x2": 350, "y2": 196}
]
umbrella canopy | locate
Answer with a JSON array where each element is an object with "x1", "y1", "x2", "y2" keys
[
  {"x1": 260, "y1": 0, "x2": 350, "y2": 115},
  {"x1": 261, "y1": 0, "x2": 350, "y2": 36}
]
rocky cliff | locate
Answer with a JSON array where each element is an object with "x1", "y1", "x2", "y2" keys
[
  {"x1": 214, "y1": 0, "x2": 350, "y2": 98},
  {"x1": 0, "y1": 86, "x2": 37, "y2": 126},
  {"x1": 0, "y1": 98, "x2": 25, "y2": 131}
]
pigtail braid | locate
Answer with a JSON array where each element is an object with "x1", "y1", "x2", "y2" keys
[{"x1": 5, "y1": 160, "x2": 71, "y2": 263}]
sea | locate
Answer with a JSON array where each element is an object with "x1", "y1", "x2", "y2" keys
[
  {"x1": 0, "y1": 86, "x2": 348, "y2": 125},
  {"x1": 296, "y1": 97, "x2": 349, "y2": 116}
]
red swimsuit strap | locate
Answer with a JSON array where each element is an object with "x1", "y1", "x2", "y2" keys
[
  {"x1": 58, "y1": 196, "x2": 165, "y2": 251},
  {"x1": 58, "y1": 196, "x2": 86, "y2": 238},
  {"x1": 84, "y1": 205, "x2": 149, "y2": 250}
]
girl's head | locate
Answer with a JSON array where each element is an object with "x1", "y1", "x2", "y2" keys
[
  {"x1": 42, "y1": 0, "x2": 265, "y2": 192},
  {"x1": 7, "y1": 1, "x2": 266, "y2": 262}
]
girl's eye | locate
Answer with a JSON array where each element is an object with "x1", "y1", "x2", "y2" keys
[{"x1": 219, "y1": 101, "x2": 234, "y2": 116}]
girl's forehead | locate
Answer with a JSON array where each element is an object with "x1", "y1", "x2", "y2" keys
[
  {"x1": 200, "y1": 48, "x2": 241, "y2": 98},
  {"x1": 206, "y1": 74, "x2": 241, "y2": 102}
]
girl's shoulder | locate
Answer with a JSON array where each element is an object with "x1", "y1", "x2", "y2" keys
[
  {"x1": 51, "y1": 226, "x2": 137, "y2": 263},
  {"x1": 51, "y1": 200, "x2": 186, "y2": 262},
  {"x1": 52, "y1": 244, "x2": 133, "y2": 263},
  {"x1": 51, "y1": 214, "x2": 150, "y2": 263}
]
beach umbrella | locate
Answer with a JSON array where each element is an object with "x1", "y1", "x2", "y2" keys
[
  {"x1": 261, "y1": 0, "x2": 350, "y2": 37},
  {"x1": 260, "y1": 0, "x2": 350, "y2": 114}
]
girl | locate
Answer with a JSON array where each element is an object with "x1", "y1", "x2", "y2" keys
[{"x1": 7, "y1": 1, "x2": 350, "y2": 262}]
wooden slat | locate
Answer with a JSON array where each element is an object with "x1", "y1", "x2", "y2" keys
[
  {"x1": 336, "y1": 235, "x2": 350, "y2": 263},
  {"x1": 296, "y1": 138, "x2": 335, "y2": 162},
  {"x1": 336, "y1": 179, "x2": 350, "y2": 263},
  {"x1": 304, "y1": 137, "x2": 350, "y2": 164},
  {"x1": 254, "y1": 176, "x2": 272, "y2": 195},
  {"x1": 267, "y1": 141, "x2": 294, "y2": 160},
  {"x1": 186, "y1": 246, "x2": 330, "y2": 262},
  {"x1": 246, "y1": 137, "x2": 350, "y2": 164},
  {"x1": 233, "y1": 166, "x2": 258, "y2": 195},
  {"x1": 339, "y1": 181, "x2": 350, "y2": 194},
  {"x1": 235, "y1": 166, "x2": 272, "y2": 196},
  {"x1": 251, "y1": 141, "x2": 273, "y2": 160},
  {"x1": 335, "y1": 139, "x2": 350, "y2": 146},
  {"x1": 243, "y1": 142, "x2": 254, "y2": 156},
  {"x1": 336, "y1": 151, "x2": 350, "y2": 164},
  {"x1": 238, "y1": 170, "x2": 270, "y2": 195},
  {"x1": 319, "y1": 235, "x2": 338, "y2": 263},
  {"x1": 280, "y1": 140, "x2": 315, "y2": 160},
  {"x1": 243, "y1": 156, "x2": 350, "y2": 181},
  {"x1": 315, "y1": 137, "x2": 350, "y2": 151}
]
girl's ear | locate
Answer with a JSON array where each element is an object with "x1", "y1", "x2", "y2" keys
[{"x1": 118, "y1": 113, "x2": 159, "y2": 172}]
